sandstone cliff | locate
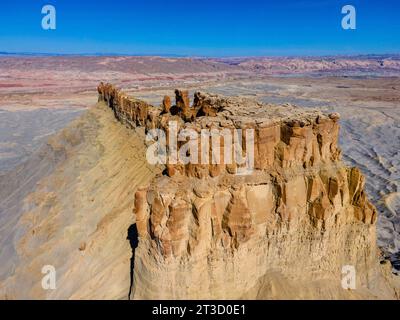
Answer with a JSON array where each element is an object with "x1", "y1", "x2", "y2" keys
[
  {"x1": 97, "y1": 83, "x2": 400, "y2": 299},
  {"x1": 0, "y1": 83, "x2": 398, "y2": 299}
]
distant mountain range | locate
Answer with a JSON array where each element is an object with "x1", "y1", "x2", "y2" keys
[
  {"x1": 1, "y1": 51, "x2": 399, "y2": 59},
  {"x1": 0, "y1": 51, "x2": 188, "y2": 57}
]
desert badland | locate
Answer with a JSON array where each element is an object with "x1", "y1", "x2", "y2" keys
[{"x1": 0, "y1": 55, "x2": 399, "y2": 299}]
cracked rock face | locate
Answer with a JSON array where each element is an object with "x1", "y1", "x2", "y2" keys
[{"x1": 98, "y1": 83, "x2": 400, "y2": 299}]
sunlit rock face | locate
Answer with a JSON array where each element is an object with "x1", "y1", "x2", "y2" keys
[{"x1": 98, "y1": 83, "x2": 399, "y2": 299}]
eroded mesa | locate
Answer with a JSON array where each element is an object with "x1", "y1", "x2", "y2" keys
[{"x1": 97, "y1": 82, "x2": 397, "y2": 299}]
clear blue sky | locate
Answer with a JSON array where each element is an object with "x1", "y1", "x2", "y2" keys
[{"x1": 0, "y1": 0, "x2": 399, "y2": 56}]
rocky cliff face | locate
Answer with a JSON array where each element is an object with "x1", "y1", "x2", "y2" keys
[{"x1": 97, "y1": 83, "x2": 399, "y2": 299}]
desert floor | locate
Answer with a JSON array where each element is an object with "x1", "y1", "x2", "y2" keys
[{"x1": 0, "y1": 56, "x2": 399, "y2": 269}]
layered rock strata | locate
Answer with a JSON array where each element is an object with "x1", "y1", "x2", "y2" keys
[{"x1": 97, "y1": 82, "x2": 399, "y2": 299}]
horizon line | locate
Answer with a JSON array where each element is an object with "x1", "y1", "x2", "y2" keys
[{"x1": 1, "y1": 51, "x2": 400, "y2": 59}]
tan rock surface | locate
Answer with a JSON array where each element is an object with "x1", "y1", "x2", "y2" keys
[
  {"x1": 1, "y1": 82, "x2": 399, "y2": 300},
  {"x1": 0, "y1": 102, "x2": 161, "y2": 299},
  {"x1": 97, "y1": 83, "x2": 400, "y2": 299}
]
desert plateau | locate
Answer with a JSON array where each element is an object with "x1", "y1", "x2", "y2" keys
[{"x1": 0, "y1": 55, "x2": 399, "y2": 299}]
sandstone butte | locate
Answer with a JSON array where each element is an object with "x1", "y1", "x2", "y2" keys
[{"x1": 98, "y1": 82, "x2": 400, "y2": 299}]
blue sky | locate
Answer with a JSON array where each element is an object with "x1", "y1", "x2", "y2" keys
[{"x1": 0, "y1": 0, "x2": 399, "y2": 56}]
